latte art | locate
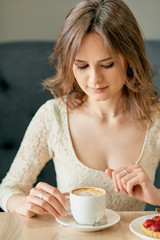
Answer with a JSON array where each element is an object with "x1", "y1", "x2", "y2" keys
[{"x1": 72, "y1": 187, "x2": 105, "y2": 197}]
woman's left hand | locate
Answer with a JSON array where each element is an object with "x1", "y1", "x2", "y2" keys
[{"x1": 105, "y1": 163, "x2": 160, "y2": 205}]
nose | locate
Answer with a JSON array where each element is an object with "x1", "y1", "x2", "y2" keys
[{"x1": 88, "y1": 67, "x2": 103, "y2": 87}]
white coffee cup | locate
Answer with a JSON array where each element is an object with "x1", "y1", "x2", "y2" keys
[{"x1": 70, "y1": 187, "x2": 106, "y2": 225}]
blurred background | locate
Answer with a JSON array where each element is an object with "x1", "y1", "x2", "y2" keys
[{"x1": 0, "y1": 0, "x2": 160, "y2": 43}]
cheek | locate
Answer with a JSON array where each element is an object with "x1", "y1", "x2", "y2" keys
[
  {"x1": 114, "y1": 76, "x2": 125, "y2": 89},
  {"x1": 111, "y1": 68, "x2": 126, "y2": 85},
  {"x1": 73, "y1": 67, "x2": 86, "y2": 84},
  {"x1": 72, "y1": 66, "x2": 81, "y2": 80},
  {"x1": 72, "y1": 68, "x2": 82, "y2": 87}
]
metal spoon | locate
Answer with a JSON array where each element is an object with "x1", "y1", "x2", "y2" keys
[{"x1": 93, "y1": 215, "x2": 108, "y2": 226}]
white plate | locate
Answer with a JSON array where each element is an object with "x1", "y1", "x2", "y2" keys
[
  {"x1": 56, "y1": 208, "x2": 120, "y2": 232},
  {"x1": 129, "y1": 213, "x2": 160, "y2": 240}
]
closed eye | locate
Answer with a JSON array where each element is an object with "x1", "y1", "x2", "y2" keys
[
  {"x1": 76, "y1": 64, "x2": 89, "y2": 70},
  {"x1": 75, "y1": 62, "x2": 114, "y2": 70},
  {"x1": 101, "y1": 62, "x2": 114, "y2": 69}
]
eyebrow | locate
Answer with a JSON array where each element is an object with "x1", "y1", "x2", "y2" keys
[{"x1": 75, "y1": 57, "x2": 112, "y2": 63}]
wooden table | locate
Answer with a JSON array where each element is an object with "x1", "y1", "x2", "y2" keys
[{"x1": 0, "y1": 211, "x2": 156, "y2": 240}]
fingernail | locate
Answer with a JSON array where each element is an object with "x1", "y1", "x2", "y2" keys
[{"x1": 115, "y1": 188, "x2": 118, "y2": 193}]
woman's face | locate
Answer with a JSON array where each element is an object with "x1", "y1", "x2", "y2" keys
[{"x1": 72, "y1": 33, "x2": 126, "y2": 102}]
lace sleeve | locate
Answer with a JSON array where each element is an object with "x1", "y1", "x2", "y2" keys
[{"x1": 0, "y1": 101, "x2": 54, "y2": 211}]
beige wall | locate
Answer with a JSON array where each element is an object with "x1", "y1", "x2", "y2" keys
[{"x1": 0, "y1": 0, "x2": 160, "y2": 43}]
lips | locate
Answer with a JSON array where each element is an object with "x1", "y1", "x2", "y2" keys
[{"x1": 88, "y1": 86, "x2": 108, "y2": 93}]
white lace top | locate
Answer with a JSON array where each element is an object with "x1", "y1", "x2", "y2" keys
[{"x1": 0, "y1": 98, "x2": 160, "y2": 212}]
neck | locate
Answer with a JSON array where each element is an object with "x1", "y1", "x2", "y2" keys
[
  {"x1": 85, "y1": 106, "x2": 126, "y2": 119},
  {"x1": 84, "y1": 96, "x2": 126, "y2": 120}
]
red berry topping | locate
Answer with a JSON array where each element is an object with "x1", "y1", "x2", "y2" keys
[
  {"x1": 144, "y1": 219, "x2": 155, "y2": 228},
  {"x1": 149, "y1": 222, "x2": 160, "y2": 232},
  {"x1": 152, "y1": 216, "x2": 160, "y2": 222}
]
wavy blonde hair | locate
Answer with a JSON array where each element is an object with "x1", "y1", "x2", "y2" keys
[{"x1": 43, "y1": 0, "x2": 159, "y2": 122}]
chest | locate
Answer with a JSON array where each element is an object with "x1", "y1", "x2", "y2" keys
[{"x1": 68, "y1": 114, "x2": 148, "y2": 171}]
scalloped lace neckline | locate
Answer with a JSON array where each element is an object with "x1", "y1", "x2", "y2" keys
[{"x1": 63, "y1": 103, "x2": 149, "y2": 172}]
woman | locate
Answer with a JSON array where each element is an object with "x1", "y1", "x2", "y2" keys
[{"x1": 0, "y1": 0, "x2": 160, "y2": 218}]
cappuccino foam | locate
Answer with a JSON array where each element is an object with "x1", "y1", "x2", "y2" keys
[{"x1": 72, "y1": 187, "x2": 105, "y2": 197}]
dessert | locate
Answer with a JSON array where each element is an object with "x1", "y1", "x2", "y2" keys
[{"x1": 142, "y1": 216, "x2": 160, "y2": 238}]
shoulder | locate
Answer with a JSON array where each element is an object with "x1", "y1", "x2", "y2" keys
[
  {"x1": 44, "y1": 97, "x2": 66, "y2": 116},
  {"x1": 150, "y1": 101, "x2": 160, "y2": 122},
  {"x1": 37, "y1": 98, "x2": 66, "y2": 129},
  {"x1": 37, "y1": 97, "x2": 66, "y2": 114},
  {"x1": 149, "y1": 102, "x2": 160, "y2": 136}
]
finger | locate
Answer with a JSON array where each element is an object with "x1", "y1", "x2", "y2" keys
[
  {"x1": 112, "y1": 163, "x2": 135, "y2": 188},
  {"x1": 115, "y1": 171, "x2": 128, "y2": 194},
  {"x1": 105, "y1": 169, "x2": 113, "y2": 179},
  {"x1": 27, "y1": 195, "x2": 61, "y2": 218},
  {"x1": 121, "y1": 171, "x2": 137, "y2": 193},
  {"x1": 125, "y1": 163, "x2": 142, "y2": 174},
  {"x1": 30, "y1": 188, "x2": 68, "y2": 216},
  {"x1": 63, "y1": 192, "x2": 70, "y2": 196},
  {"x1": 111, "y1": 164, "x2": 140, "y2": 194},
  {"x1": 112, "y1": 167, "x2": 131, "y2": 194},
  {"x1": 112, "y1": 170, "x2": 121, "y2": 193},
  {"x1": 42, "y1": 192, "x2": 68, "y2": 216},
  {"x1": 26, "y1": 200, "x2": 47, "y2": 216},
  {"x1": 125, "y1": 176, "x2": 140, "y2": 196},
  {"x1": 36, "y1": 182, "x2": 68, "y2": 207},
  {"x1": 126, "y1": 168, "x2": 148, "y2": 194}
]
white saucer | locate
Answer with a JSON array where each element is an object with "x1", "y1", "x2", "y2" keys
[
  {"x1": 56, "y1": 208, "x2": 120, "y2": 232},
  {"x1": 129, "y1": 213, "x2": 160, "y2": 240}
]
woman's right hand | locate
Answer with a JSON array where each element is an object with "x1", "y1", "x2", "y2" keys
[{"x1": 24, "y1": 182, "x2": 70, "y2": 218}]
